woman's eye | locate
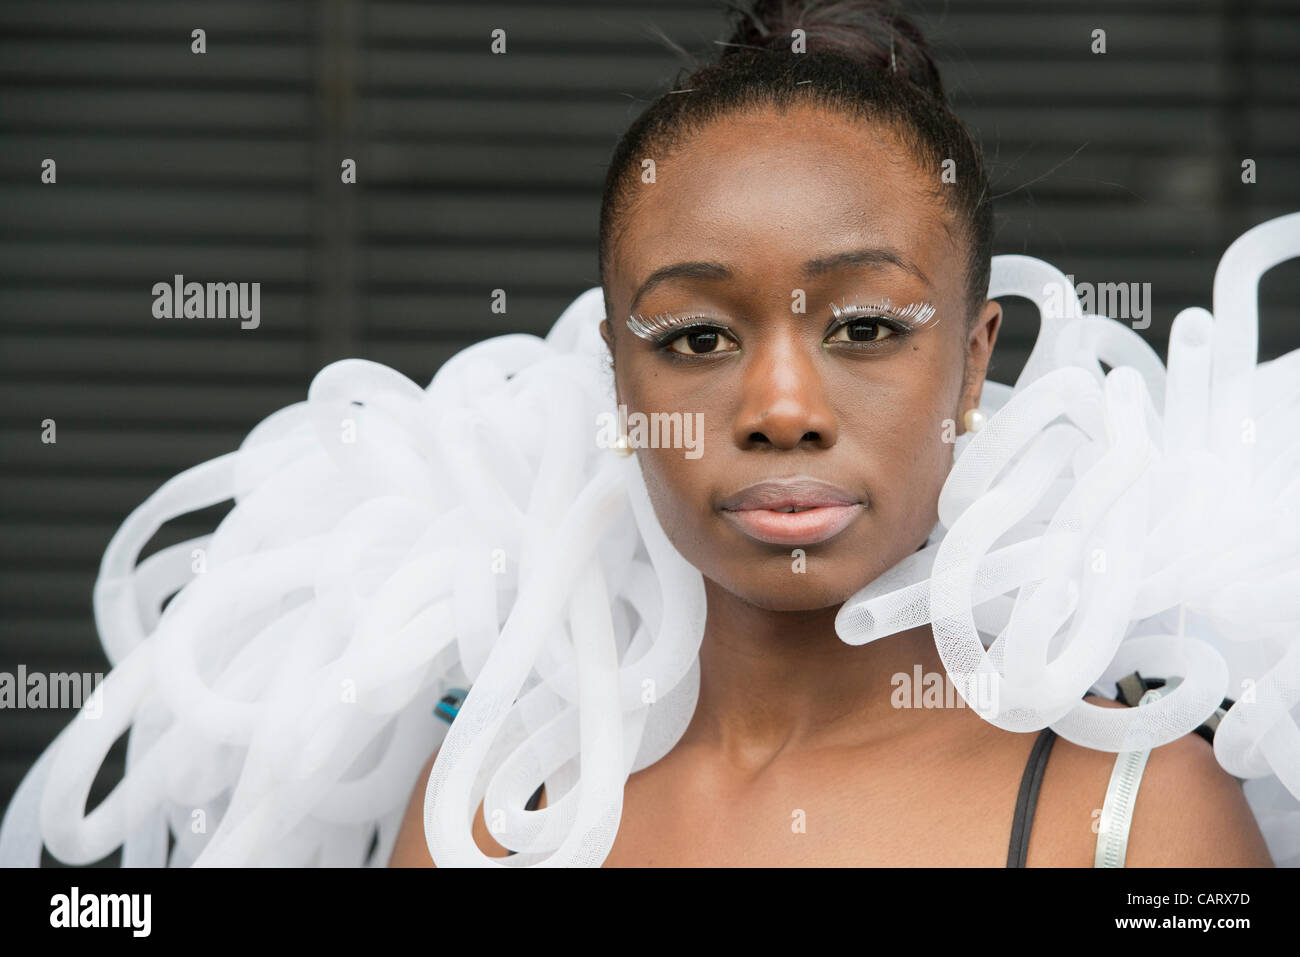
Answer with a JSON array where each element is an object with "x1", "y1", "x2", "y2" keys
[
  {"x1": 827, "y1": 318, "x2": 896, "y2": 344},
  {"x1": 664, "y1": 327, "x2": 738, "y2": 356}
]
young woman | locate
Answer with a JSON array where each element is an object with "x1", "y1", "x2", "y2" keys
[
  {"x1": 388, "y1": 0, "x2": 1275, "y2": 866},
  {"x1": 4, "y1": 0, "x2": 1292, "y2": 869}
]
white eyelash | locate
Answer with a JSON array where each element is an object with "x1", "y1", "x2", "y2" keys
[
  {"x1": 627, "y1": 298, "x2": 939, "y2": 342},
  {"x1": 625, "y1": 311, "x2": 715, "y2": 341},
  {"x1": 831, "y1": 297, "x2": 939, "y2": 327}
]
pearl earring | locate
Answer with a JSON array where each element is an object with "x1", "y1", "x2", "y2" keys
[
  {"x1": 963, "y1": 408, "x2": 987, "y2": 433},
  {"x1": 612, "y1": 434, "x2": 634, "y2": 457}
]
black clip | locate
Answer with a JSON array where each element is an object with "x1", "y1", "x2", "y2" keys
[{"x1": 1113, "y1": 670, "x2": 1234, "y2": 746}]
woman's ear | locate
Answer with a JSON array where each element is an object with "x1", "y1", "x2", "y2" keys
[
  {"x1": 961, "y1": 299, "x2": 1002, "y2": 412},
  {"x1": 598, "y1": 317, "x2": 621, "y2": 403}
]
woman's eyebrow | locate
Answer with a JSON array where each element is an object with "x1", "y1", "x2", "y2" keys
[
  {"x1": 629, "y1": 261, "x2": 731, "y2": 315},
  {"x1": 628, "y1": 246, "x2": 929, "y2": 314},
  {"x1": 803, "y1": 247, "x2": 930, "y2": 286}
]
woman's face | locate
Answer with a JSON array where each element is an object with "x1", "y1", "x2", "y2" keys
[{"x1": 601, "y1": 103, "x2": 1001, "y2": 612}]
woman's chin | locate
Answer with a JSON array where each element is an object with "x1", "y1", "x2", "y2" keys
[{"x1": 703, "y1": 568, "x2": 870, "y2": 614}]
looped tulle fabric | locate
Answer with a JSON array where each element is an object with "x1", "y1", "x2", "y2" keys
[
  {"x1": 839, "y1": 213, "x2": 1300, "y2": 866},
  {"x1": 2, "y1": 214, "x2": 1298, "y2": 867}
]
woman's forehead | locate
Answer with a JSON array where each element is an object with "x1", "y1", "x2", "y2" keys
[
  {"x1": 613, "y1": 182, "x2": 953, "y2": 307},
  {"x1": 611, "y1": 108, "x2": 953, "y2": 294}
]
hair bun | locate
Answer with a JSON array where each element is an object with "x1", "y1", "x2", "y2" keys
[{"x1": 719, "y1": 0, "x2": 945, "y2": 102}]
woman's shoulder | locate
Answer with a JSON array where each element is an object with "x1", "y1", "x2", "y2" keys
[
  {"x1": 389, "y1": 750, "x2": 442, "y2": 866},
  {"x1": 1033, "y1": 693, "x2": 1273, "y2": 866},
  {"x1": 388, "y1": 748, "x2": 546, "y2": 866},
  {"x1": 388, "y1": 694, "x2": 1274, "y2": 867}
]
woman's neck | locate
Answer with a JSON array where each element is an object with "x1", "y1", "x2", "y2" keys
[{"x1": 677, "y1": 575, "x2": 952, "y2": 774}]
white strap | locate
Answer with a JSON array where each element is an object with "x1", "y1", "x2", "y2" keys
[{"x1": 1093, "y1": 687, "x2": 1162, "y2": 867}]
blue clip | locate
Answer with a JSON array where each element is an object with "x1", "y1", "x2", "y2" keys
[{"x1": 435, "y1": 687, "x2": 469, "y2": 724}]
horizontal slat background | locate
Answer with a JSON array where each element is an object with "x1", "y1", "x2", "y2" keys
[{"x1": 2, "y1": 0, "x2": 1298, "y2": 865}]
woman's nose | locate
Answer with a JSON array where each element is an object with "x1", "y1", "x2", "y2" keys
[{"x1": 732, "y1": 337, "x2": 837, "y2": 451}]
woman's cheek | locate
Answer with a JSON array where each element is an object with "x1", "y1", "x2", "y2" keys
[{"x1": 638, "y1": 446, "x2": 703, "y2": 545}]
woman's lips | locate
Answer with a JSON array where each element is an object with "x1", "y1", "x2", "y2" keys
[
  {"x1": 721, "y1": 503, "x2": 862, "y2": 546},
  {"x1": 718, "y1": 476, "x2": 865, "y2": 545}
]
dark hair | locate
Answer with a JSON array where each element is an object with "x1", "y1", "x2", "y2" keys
[{"x1": 598, "y1": 0, "x2": 992, "y2": 329}]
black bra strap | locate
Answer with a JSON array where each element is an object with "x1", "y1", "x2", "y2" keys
[
  {"x1": 1006, "y1": 727, "x2": 1057, "y2": 867},
  {"x1": 524, "y1": 783, "x2": 544, "y2": 811}
]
